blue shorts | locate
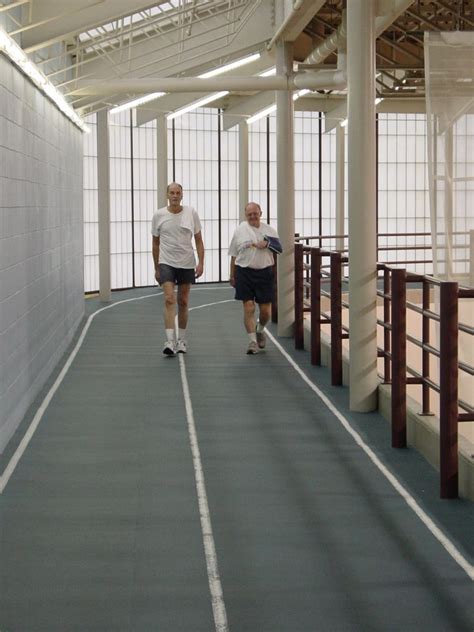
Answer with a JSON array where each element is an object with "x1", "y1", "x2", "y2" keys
[
  {"x1": 159, "y1": 264, "x2": 195, "y2": 285},
  {"x1": 235, "y1": 265, "x2": 274, "y2": 304}
]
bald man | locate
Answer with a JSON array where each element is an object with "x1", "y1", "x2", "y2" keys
[
  {"x1": 229, "y1": 202, "x2": 282, "y2": 354},
  {"x1": 151, "y1": 183, "x2": 204, "y2": 355}
]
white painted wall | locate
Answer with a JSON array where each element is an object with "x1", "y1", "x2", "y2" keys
[{"x1": 0, "y1": 55, "x2": 84, "y2": 453}]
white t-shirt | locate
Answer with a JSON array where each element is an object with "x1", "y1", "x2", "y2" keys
[
  {"x1": 228, "y1": 221, "x2": 279, "y2": 269},
  {"x1": 151, "y1": 205, "x2": 202, "y2": 269}
]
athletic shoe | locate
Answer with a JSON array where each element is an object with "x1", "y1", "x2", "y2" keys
[
  {"x1": 246, "y1": 340, "x2": 259, "y2": 355},
  {"x1": 163, "y1": 340, "x2": 176, "y2": 356},
  {"x1": 256, "y1": 330, "x2": 266, "y2": 349},
  {"x1": 176, "y1": 339, "x2": 187, "y2": 354}
]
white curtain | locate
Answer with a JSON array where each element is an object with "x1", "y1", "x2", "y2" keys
[{"x1": 425, "y1": 31, "x2": 474, "y2": 285}]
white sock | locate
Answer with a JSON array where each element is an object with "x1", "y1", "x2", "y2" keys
[
  {"x1": 178, "y1": 328, "x2": 187, "y2": 341},
  {"x1": 256, "y1": 322, "x2": 265, "y2": 333},
  {"x1": 165, "y1": 329, "x2": 175, "y2": 342},
  {"x1": 248, "y1": 332, "x2": 257, "y2": 343}
]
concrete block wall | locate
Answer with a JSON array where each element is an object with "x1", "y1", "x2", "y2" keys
[{"x1": 0, "y1": 55, "x2": 84, "y2": 453}]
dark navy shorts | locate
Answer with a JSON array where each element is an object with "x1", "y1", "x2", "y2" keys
[
  {"x1": 159, "y1": 264, "x2": 195, "y2": 285},
  {"x1": 235, "y1": 265, "x2": 274, "y2": 304}
]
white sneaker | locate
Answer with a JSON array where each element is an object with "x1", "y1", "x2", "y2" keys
[
  {"x1": 256, "y1": 329, "x2": 266, "y2": 349},
  {"x1": 163, "y1": 340, "x2": 176, "y2": 356},
  {"x1": 246, "y1": 340, "x2": 259, "y2": 355},
  {"x1": 176, "y1": 339, "x2": 187, "y2": 354}
]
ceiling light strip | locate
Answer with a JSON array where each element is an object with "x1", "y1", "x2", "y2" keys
[
  {"x1": 167, "y1": 91, "x2": 229, "y2": 120},
  {"x1": 246, "y1": 89, "x2": 310, "y2": 125},
  {"x1": 110, "y1": 52, "x2": 261, "y2": 115},
  {"x1": 199, "y1": 52, "x2": 261, "y2": 78},
  {"x1": 0, "y1": 27, "x2": 87, "y2": 132},
  {"x1": 110, "y1": 91, "x2": 167, "y2": 114}
]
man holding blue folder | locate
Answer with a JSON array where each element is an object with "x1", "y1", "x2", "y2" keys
[{"x1": 229, "y1": 202, "x2": 282, "y2": 355}]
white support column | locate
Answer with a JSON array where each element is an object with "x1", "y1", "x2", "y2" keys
[
  {"x1": 347, "y1": 0, "x2": 378, "y2": 411},
  {"x1": 276, "y1": 41, "x2": 295, "y2": 337},
  {"x1": 156, "y1": 114, "x2": 168, "y2": 209},
  {"x1": 336, "y1": 123, "x2": 345, "y2": 251},
  {"x1": 97, "y1": 109, "x2": 111, "y2": 302},
  {"x1": 239, "y1": 121, "x2": 249, "y2": 221},
  {"x1": 444, "y1": 126, "x2": 454, "y2": 279}
]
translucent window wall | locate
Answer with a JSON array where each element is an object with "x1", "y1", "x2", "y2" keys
[
  {"x1": 109, "y1": 111, "x2": 133, "y2": 289},
  {"x1": 83, "y1": 114, "x2": 98, "y2": 293},
  {"x1": 377, "y1": 113, "x2": 430, "y2": 273},
  {"x1": 83, "y1": 109, "x2": 434, "y2": 292},
  {"x1": 133, "y1": 118, "x2": 158, "y2": 287},
  {"x1": 249, "y1": 116, "x2": 270, "y2": 221},
  {"x1": 294, "y1": 112, "x2": 321, "y2": 238}
]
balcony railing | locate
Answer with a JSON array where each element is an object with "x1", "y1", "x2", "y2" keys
[{"x1": 293, "y1": 240, "x2": 474, "y2": 499}]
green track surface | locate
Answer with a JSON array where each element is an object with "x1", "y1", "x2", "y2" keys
[{"x1": 1, "y1": 285, "x2": 473, "y2": 631}]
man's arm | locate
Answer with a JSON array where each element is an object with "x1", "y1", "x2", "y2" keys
[
  {"x1": 194, "y1": 231, "x2": 204, "y2": 278},
  {"x1": 230, "y1": 256, "x2": 236, "y2": 287},
  {"x1": 152, "y1": 235, "x2": 160, "y2": 283}
]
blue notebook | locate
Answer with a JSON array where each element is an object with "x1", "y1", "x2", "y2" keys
[{"x1": 264, "y1": 235, "x2": 283, "y2": 254}]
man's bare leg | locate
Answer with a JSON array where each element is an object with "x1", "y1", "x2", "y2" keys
[
  {"x1": 243, "y1": 300, "x2": 259, "y2": 354},
  {"x1": 256, "y1": 302, "x2": 271, "y2": 349},
  {"x1": 162, "y1": 281, "x2": 177, "y2": 354},
  {"x1": 175, "y1": 283, "x2": 191, "y2": 353},
  {"x1": 162, "y1": 281, "x2": 176, "y2": 329},
  {"x1": 243, "y1": 300, "x2": 256, "y2": 333},
  {"x1": 177, "y1": 283, "x2": 191, "y2": 330}
]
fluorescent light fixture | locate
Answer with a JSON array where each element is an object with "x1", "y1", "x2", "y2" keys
[
  {"x1": 167, "y1": 91, "x2": 229, "y2": 120},
  {"x1": 259, "y1": 67, "x2": 276, "y2": 77},
  {"x1": 247, "y1": 104, "x2": 277, "y2": 125},
  {"x1": 375, "y1": 97, "x2": 383, "y2": 105},
  {"x1": 110, "y1": 92, "x2": 166, "y2": 114},
  {"x1": 340, "y1": 119, "x2": 348, "y2": 128},
  {"x1": 199, "y1": 52, "x2": 261, "y2": 78},
  {"x1": 0, "y1": 26, "x2": 88, "y2": 132},
  {"x1": 295, "y1": 89, "x2": 310, "y2": 99},
  {"x1": 247, "y1": 89, "x2": 309, "y2": 125},
  {"x1": 109, "y1": 52, "x2": 261, "y2": 115}
]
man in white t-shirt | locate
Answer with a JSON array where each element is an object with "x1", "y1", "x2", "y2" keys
[
  {"x1": 151, "y1": 183, "x2": 204, "y2": 356},
  {"x1": 229, "y1": 202, "x2": 282, "y2": 355}
]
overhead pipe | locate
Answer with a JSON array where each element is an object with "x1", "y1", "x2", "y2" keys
[
  {"x1": 71, "y1": 1, "x2": 415, "y2": 99},
  {"x1": 303, "y1": 0, "x2": 413, "y2": 67},
  {"x1": 71, "y1": 76, "x2": 289, "y2": 96},
  {"x1": 70, "y1": 73, "x2": 347, "y2": 96},
  {"x1": 293, "y1": 0, "x2": 414, "y2": 96},
  {"x1": 267, "y1": 0, "x2": 326, "y2": 50}
]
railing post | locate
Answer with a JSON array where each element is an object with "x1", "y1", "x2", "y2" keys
[
  {"x1": 271, "y1": 256, "x2": 278, "y2": 323},
  {"x1": 294, "y1": 242, "x2": 304, "y2": 349},
  {"x1": 439, "y1": 281, "x2": 459, "y2": 499},
  {"x1": 421, "y1": 279, "x2": 431, "y2": 414},
  {"x1": 391, "y1": 268, "x2": 407, "y2": 448},
  {"x1": 311, "y1": 248, "x2": 321, "y2": 365},
  {"x1": 330, "y1": 251, "x2": 342, "y2": 385},
  {"x1": 383, "y1": 267, "x2": 391, "y2": 383}
]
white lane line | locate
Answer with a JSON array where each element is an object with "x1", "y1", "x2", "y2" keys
[
  {"x1": 176, "y1": 299, "x2": 233, "y2": 631},
  {"x1": 177, "y1": 302, "x2": 231, "y2": 631},
  {"x1": 265, "y1": 329, "x2": 474, "y2": 582},
  {"x1": 0, "y1": 292, "x2": 161, "y2": 494},
  {"x1": 0, "y1": 286, "x2": 234, "y2": 493}
]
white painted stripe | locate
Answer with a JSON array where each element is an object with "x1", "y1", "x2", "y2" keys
[
  {"x1": 265, "y1": 329, "x2": 474, "y2": 582},
  {"x1": 0, "y1": 286, "x2": 234, "y2": 493},
  {"x1": 177, "y1": 302, "x2": 230, "y2": 631},
  {"x1": 0, "y1": 292, "x2": 160, "y2": 493}
]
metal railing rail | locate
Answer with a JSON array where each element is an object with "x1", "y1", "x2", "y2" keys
[
  {"x1": 294, "y1": 232, "x2": 470, "y2": 269},
  {"x1": 294, "y1": 242, "x2": 474, "y2": 499}
]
